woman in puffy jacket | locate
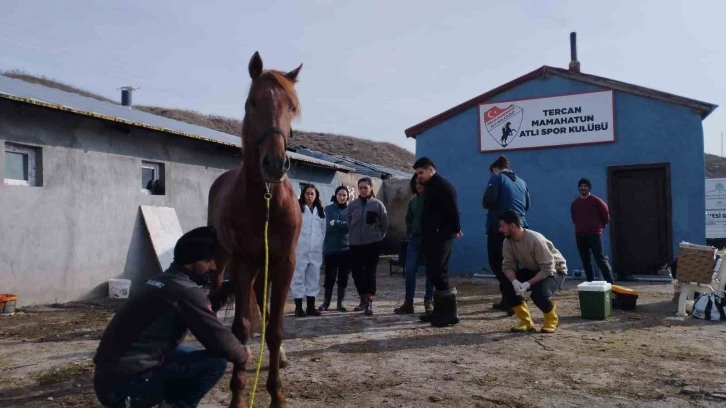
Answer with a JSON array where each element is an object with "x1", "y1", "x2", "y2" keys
[
  {"x1": 292, "y1": 184, "x2": 326, "y2": 317},
  {"x1": 346, "y1": 177, "x2": 388, "y2": 316},
  {"x1": 319, "y1": 185, "x2": 351, "y2": 312}
]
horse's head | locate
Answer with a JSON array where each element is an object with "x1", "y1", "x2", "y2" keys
[{"x1": 243, "y1": 51, "x2": 302, "y2": 183}]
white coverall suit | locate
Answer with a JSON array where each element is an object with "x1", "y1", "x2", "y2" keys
[{"x1": 291, "y1": 205, "x2": 326, "y2": 299}]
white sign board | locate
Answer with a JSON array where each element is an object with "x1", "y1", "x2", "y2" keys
[
  {"x1": 479, "y1": 90, "x2": 615, "y2": 152},
  {"x1": 706, "y1": 178, "x2": 726, "y2": 239},
  {"x1": 140, "y1": 205, "x2": 184, "y2": 272}
]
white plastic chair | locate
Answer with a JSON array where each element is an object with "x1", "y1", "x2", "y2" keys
[{"x1": 676, "y1": 250, "x2": 726, "y2": 316}]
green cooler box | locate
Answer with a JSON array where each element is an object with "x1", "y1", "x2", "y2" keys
[{"x1": 577, "y1": 281, "x2": 612, "y2": 320}]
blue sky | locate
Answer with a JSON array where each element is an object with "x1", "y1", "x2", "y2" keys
[{"x1": 2, "y1": 0, "x2": 724, "y2": 154}]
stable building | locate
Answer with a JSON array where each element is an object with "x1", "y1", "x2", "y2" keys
[
  {"x1": 0, "y1": 75, "x2": 353, "y2": 306},
  {"x1": 405, "y1": 33, "x2": 718, "y2": 278}
]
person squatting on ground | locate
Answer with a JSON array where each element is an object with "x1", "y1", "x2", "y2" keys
[
  {"x1": 482, "y1": 155, "x2": 530, "y2": 315},
  {"x1": 394, "y1": 173, "x2": 435, "y2": 315},
  {"x1": 499, "y1": 211, "x2": 567, "y2": 334},
  {"x1": 414, "y1": 157, "x2": 463, "y2": 327},
  {"x1": 571, "y1": 177, "x2": 614, "y2": 284},
  {"x1": 92, "y1": 227, "x2": 252, "y2": 408},
  {"x1": 319, "y1": 185, "x2": 351, "y2": 312},
  {"x1": 292, "y1": 184, "x2": 327, "y2": 317},
  {"x1": 346, "y1": 177, "x2": 389, "y2": 316}
]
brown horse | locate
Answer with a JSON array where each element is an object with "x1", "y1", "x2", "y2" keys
[{"x1": 208, "y1": 51, "x2": 303, "y2": 408}]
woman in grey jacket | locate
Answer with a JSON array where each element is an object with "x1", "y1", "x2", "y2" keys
[
  {"x1": 346, "y1": 177, "x2": 388, "y2": 315},
  {"x1": 319, "y1": 186, "x2": 351, "y2": 312}
]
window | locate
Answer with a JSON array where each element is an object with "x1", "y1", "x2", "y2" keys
[
  {"x1": 4, "y1": 142, "x2": 40, "y2": 186},
  {"x1": 141, "y1": 160, "x2": 165, "y2": 195},
  {"x1": 141, "y1": 161, "x2": 159, "y2": 189}
]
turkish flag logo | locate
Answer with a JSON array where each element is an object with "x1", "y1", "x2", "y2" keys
[{"x1": 484, "y1": 106, "x2": 506, "y2": 124}]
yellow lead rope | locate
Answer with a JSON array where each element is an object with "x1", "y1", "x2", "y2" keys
[{"x1": 249, "y1": 189, "x2": 272, "y2": 408}]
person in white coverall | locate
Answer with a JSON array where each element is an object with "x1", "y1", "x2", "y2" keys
[{"x1": 292, "y1": 184, "x2": 327, "y2": 317}]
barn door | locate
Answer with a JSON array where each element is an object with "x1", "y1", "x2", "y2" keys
[{"x1": 608, "y1": 163, "x2": 672, "y2": 276}]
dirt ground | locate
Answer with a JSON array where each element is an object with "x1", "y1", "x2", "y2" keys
[{"x1": 2, "y1": 259, "x2": 726, "y2": 408}]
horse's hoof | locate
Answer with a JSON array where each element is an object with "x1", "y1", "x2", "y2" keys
[
  {"x1": 228, "y1": 398, "x2": 247, "y2": 408},
  {"x1": 279, "y1": 358, "x2": 290, "y2": 369},
  {"x1": 269, "y1": 397, "x2": 287, "y2": 408}
]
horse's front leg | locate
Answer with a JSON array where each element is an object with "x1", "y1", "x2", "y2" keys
[
  {"x1": 229, "y1": 260, "x2": 255, "y2": 408},
  {"x1": 253, "y1": 276, "x2": 289, "y2": 371},
  {"x1": 266, "y1": 260, "x2": 295, "y2": 408}
]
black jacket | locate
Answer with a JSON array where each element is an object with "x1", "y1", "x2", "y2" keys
[
  {"x1": 93, "y1": 265, "x2": 246, "y2": 392},
  {"x1": 421, "y1": 173, "x2": 461, "y2": 239}
]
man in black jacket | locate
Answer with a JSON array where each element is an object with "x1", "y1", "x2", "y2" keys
[
  {"x1": 93, "y1": 227, "x2": 251, "y2": 408},
  {"x1": 414, "y1": 157, "x2": 463, "y2": 327}
]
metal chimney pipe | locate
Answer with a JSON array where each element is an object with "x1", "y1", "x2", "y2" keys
[
  {"x1": 119, "y1": 86, "x2": 137, "y2": 107},
  {"x1": 121, "y1": 89, "x2": 131, "y2": 107},
  {"x1": 569, "y1": 32, "x2": 581, "y2": 73}
]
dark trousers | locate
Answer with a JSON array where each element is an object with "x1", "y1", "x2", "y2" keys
[
  {"x1": 576, "y1": 234, "x2": 614, "y2": 283},
  {"x1": 487, "y1": 232, "x2": 508, "y2": 300},
  {"x1": 423, "y1": 233, "x2": 454, "y2": 292},
  {"x1": 323, "y1": 252, "x2": 350, "y2": 290},
  {"x1": 405, "y1": 234, "x2": 435, "y2": 302},
  {"x1": 95, "y1": 345, "x2": 227, "y2": 408},
  {"x1": 504, "y1": 269, "x2": 566, "y2": 313},
  {"x1": 350, "y1": 241, "x2": 381, "y2": 296}
]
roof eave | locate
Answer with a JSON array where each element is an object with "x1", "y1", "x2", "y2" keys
[
  {"x1": 297, "y1": 162, "x2": 354, "y2": 172},
  {"x1": 0, "y1": 92, "x2": 240, "y2": 147},
  {"x1": 404, "y1": 66, "x2": 546, "y2": 139},
  {"x1": 547, "y1": 67, "x2": 718, "y2": 119}
]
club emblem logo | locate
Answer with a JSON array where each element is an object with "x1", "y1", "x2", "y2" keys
[{"x1": 483, "y1": 104, "x2": 524, "y2": 148}]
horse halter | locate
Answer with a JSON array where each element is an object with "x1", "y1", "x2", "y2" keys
[
  {"x1": 252, "y1": 126, "x2": 293, "y2": 152},
  {"x1": 244, "y1": 97, "x2": 294, "y2": 151}
]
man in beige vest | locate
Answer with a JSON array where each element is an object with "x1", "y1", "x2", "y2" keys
[{"x1": 499, "y1": 210, "x2": 567, "y2": 333}]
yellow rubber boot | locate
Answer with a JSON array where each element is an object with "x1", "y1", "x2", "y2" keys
[
  {"x1": 511, "y1": 301, "x2": 536, "y2": 332},
  {"x1": 541, "y1": 300, "x2": 559, "y2": 334}
]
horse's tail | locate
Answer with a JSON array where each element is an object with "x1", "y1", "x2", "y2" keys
[{"x1": 207, "y1": 177, "x2": 220, "y2": 229}]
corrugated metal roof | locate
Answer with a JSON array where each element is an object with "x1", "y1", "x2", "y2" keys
[
  {"x1": 294, "y1": 148, "x2": 413, "y2": 179},
  {"x1": 286, "y1": 150, "x2": 353, "y2": 172},
  {"x1": 0, "y1": 75, "x2": 353, "y2": 172}
]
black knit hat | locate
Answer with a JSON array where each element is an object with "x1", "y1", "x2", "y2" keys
[
  {"x1": 331, "y1": 185, "x2": 349, "y2": 202},
  {"x1": 578, "y1": 178, "x2": 592, "y2": 189},
  {"x1": 173, "y1": 226, "x2": 217, "y2": 265}
]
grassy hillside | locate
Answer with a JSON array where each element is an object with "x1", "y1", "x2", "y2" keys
[{"x1": 705, "y1": 154, "x2": 726, "y2": 178}]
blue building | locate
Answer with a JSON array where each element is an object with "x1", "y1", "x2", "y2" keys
[{"x1": 405, "y1": 36, "x2": 717, "y2": 278}]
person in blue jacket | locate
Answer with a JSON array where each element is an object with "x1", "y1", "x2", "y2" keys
[
  {"x1": 482, "y1": 155, "x2": 530, "y2": 313},
  {"x1": 319, "y1": 185, "x2": 351, "y2": 312}
]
